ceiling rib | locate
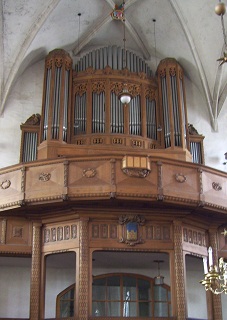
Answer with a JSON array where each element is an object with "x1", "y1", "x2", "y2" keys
[
  {"x1": 0, "y1": 0, "x2": 61, "y2": 116},
  {"x1": 0, "y1": 0, "x2": 4, "y2": 116},
  {"x1": 170, "y1": 0, "x2": 216, "y2": 130}
]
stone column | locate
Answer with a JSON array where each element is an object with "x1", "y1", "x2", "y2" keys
[
  {"x1": 30, "y1": 222, "x2": 42, "y2": 320},
  {"x1": 173, "y1": 220, "x2": 187, "y2": 320},
  {"x1": 209, "y1": 228, "x2": 223, "y2": 320},
  {"x1": 78, "y1": 217, "x2": 89, "y2": 320}
]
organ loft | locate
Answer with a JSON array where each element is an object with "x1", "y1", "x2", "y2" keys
[{"x1": 0, "y1": 46, "x2": 227, "y2": 320}]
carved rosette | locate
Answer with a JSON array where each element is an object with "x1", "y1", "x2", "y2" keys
[
  {"x1": 39, "y1": 173, "x2": 51, "y2": 182},
  {"x1": 175, "y1": 173, "x2": 187, "y2": 183},
  {"x1": 212, "y1": 182, "x2": 222, "y2": 191},
  {"x1": 83, "y1": 168, "x2": 97, "y2": 178},
  {"x1": 0, "y1": 180, "x2": 11, "y2": 189},
  {"x1": 119, "y1": 215, "x2": 145, "y2": 246}
]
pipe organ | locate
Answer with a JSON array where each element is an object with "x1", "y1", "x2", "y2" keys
[{"x1": 19, "y1": 47, "x2": 204, "y2": 164}]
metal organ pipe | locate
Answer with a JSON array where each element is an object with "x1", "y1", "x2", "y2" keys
[
  {"x1": 75, "y1": 46, "x2": 152, "y2": 77},
  {"x1": 22, "y1": 132, "x2": 38, "y2": 162},
  {"x1": 40, "y1": 49, "x2": 72, "y2": 144},
  {"x1": 43, "y1": 68, "x2": 51, "y2": 140}
]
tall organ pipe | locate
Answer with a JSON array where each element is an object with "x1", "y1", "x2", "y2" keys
[
  {"x1": 157, "y1": 58, "x2": 189, "y2": 150},
  {"x1": 40, "y1": 49, "x2": 72, "y2": 143}
]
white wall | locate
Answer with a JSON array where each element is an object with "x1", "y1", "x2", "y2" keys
[
  {"x1": 185, "y1": 255, "x2": 207, "y2": 319},
  {"x1": 45, "y1": 252, "x2": 76, "y2": 318},
  {"x1": 0, "y1": 257, "x2": 31, "y2": 318}
]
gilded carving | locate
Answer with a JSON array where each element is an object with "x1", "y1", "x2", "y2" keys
[
  {"x1": 0, "y1": 180, "x2": 11, "y2": 190},
  {"x1": 122, "y1": 168, "x2": 150, "y2": 178},
  {"x1": 110, "y1": 82, "x2": 123, "y2": 95},
  {"x1": 169, "y1": 66, "x2": 176, "y2": 76},
  {"x1": 83, "y1": 168, "x2": 97, "y2": 178},
  {"x1": 175, "y1": 173, "x2": 187, "y2": 183},
  {"x1": 24, "y1": 114, "x2": 41, "y2": 126},
  {"x1": 212, "y1": 181, "x2": 222, "y2": 191},
  {"x1": 85, "y1": 66, "x2": 95, "y2": 74},
  {"x1": 92, "y1": 80, "x2": 106, "y2": 94},
  {"x1": 145, "y1": 87, "x2": 156, "y2": 100},
  {"x1": 119, "y1": 215, "x2": 145, "y2": 246},
  {"x1": 39, "y1": 173, "x2": 51, "y2": 182},
  {"x1": 103, "y1": 65, "x2": 113, "y2": 74},
  {"x1": 74, "y1": 82, "x2": 87, "y2": 96}
]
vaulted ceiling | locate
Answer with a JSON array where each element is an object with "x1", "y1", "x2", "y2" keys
[{"x1": 1, "y1": 0, "x2": 227, "y2": 170}]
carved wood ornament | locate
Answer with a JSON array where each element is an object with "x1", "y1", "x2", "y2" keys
[{"x1": 119, "y1": 214, "x2": 145, "y2": 246}]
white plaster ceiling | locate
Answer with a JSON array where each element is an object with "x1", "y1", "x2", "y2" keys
[{"x1": 1, "y1": 0, "x2": 227, "y2": 170}]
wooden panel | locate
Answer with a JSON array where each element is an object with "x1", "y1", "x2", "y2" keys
[
  {"x1": 25, "y1": 162, "x2": 64, "y2": 201},
  {"x1": 68, "y1": 159, "x2": 112, "y2": 197},
  {"x1": 202, "y1": 171, "x2": 227, "y2": 209},
  {"x1": 6, "y1": 218, "x2": 32, "y2": 246},
  {"x1": 0, "y1": 168, "x2": 23, "y2": 209},
  {"x1": 162, "y1": 163, "x2": 200, "y2": 202}
]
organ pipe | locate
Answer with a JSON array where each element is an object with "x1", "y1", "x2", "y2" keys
[
  {"x1": 40, "y1": 49, "x2": 72, "y2": 143},
  {"x1": 75, "y1": 46, "x2": 152, "y2": 77},
  {"x1": 157, "y1": 58, "x2": 189, "y2": 150}
]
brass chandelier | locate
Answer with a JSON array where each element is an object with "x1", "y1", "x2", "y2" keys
[
  {"x1": 215, "y1": 1, "x2": 227, "y2": 65},
  {"x1": 200, "y1": 246, "x2": 227, "y2": 294}
]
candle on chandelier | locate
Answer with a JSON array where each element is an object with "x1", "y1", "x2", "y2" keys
[
  {"x1": 203, "y1": 257, "x2": 208, "y2": 274},
  {"x1": 208, "y1": 247, "x2": 213, "y2": 267}
]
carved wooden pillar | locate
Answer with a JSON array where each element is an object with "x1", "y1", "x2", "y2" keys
[
  {"x1": 209, "y1": 228, "x2": 223, "y2": 320},
  {"x1": 30, "y1": 222, "x2": 42, "y2": 320},
  {"x1": 0, "y1": 218, "x2": 6, "y2": 244},
  {"x1": 78, "y1": 217, "x2": 89, "y2": 320},
  {"x1": 173, "y1": 220, "x2": 186, "y2": 320}
]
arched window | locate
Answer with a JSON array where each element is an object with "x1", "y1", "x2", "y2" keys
[
  {"x1": 56, "y1": 273, "x2": 171, "y2": 318},
  {"x1": 56, "y1": 284, "x2": 75, "y2": 318}
]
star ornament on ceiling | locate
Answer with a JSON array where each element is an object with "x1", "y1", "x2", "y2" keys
[{"x1": 217, "y1": 51, "x2": 227, "y2": 66}]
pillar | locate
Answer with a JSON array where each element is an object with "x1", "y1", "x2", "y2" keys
[
  {"x1": 173, "y1": 220, "x2": 187, "y2": 320},
  {"x1": 78, "y1": 217, "x2": 89, "y2": 319},
  {"x1": 30, "y1": 222, "x2": 42, "y2": 320}
]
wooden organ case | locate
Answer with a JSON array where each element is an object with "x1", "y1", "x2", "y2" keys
[{"x1": 37, "y1": 48, "x2": 196, "y2": 162}]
